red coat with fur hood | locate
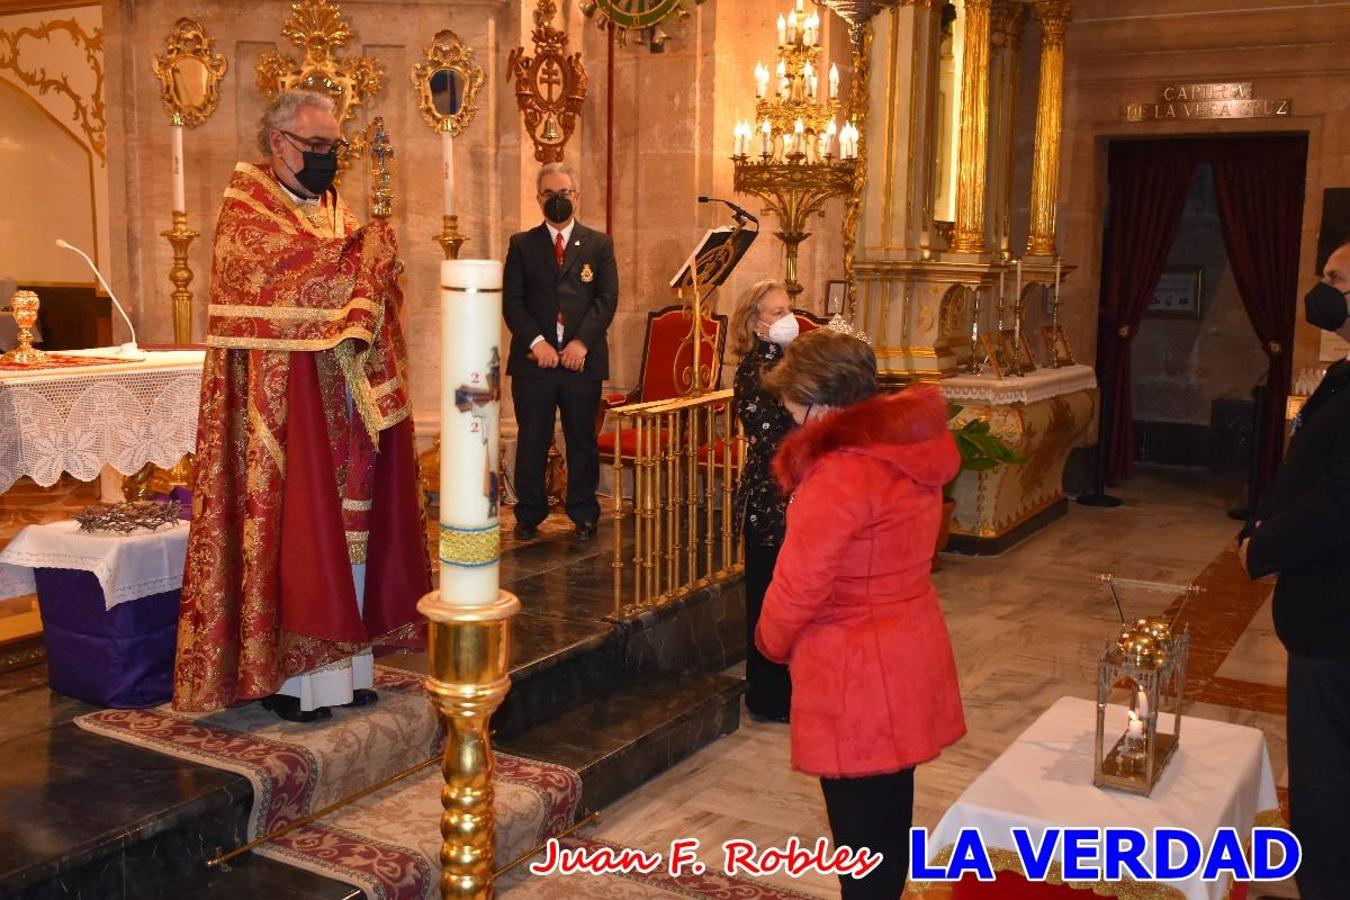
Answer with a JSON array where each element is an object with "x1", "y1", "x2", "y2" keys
[{"x1": 755, "y1": 384, "x2": 967, "y2": 778}]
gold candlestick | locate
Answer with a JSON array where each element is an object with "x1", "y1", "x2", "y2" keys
[
  {"x1": 0, "y1": 290, "x2": 49, "y2": 366},
  {"x1": 160, "y1": 212, "x2": 200, "y2": 345},
  {"x1": 435, "y1": 215, "x2": 469, "y2": 260}
]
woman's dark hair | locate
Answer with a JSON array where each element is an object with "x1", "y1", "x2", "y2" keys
[{"x1": 761, "y1": 329, "x2": 878, "y2": 408}]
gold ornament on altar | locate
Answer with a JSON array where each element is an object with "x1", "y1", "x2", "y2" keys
[
  {"x1": 1092, "y1": 574, "x2": 1197, "y2": 797},
  {"x1": 151, "y1": 18, "x2": 228, "y2": 129},
  {"x1": 732, "y1": 0, "x2": 857, "y2": 300},
  {"x1": 256, "y1": 0, "x2": 384, "y2": 166},
  {"x1": 0, "y1": 290, "x2": 48, "y2": 366},
  {"x1": 508, "y1": 0, "x2": 588, "y2": 164}
]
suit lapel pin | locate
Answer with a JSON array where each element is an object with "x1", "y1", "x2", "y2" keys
[{"x1": 581, "y1": 263, "x2": 594, "y2": 283}]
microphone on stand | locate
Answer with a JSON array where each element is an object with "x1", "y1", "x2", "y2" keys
[
  {"x1": 698, "y1": 195, "x2": 759, "y2": 227},
  {"x1": 54, "y1": 239, "x2": 138, "y2": 355}
]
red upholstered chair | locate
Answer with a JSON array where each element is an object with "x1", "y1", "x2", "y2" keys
[{"x1": 596, "y1": 304, "x2": 727, "y2": 464}]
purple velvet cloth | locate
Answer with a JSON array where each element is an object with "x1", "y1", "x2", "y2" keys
[{"x1": 34, "y1": 568, "x2": 177, "y2": 708}]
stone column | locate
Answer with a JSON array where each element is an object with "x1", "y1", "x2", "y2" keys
[
  {"x1": 1026, "y1": 0, "x2": 1073, "y2": 258},
  {"x1": 949, "y1": 0, "x2": 993, "y2": 255}
]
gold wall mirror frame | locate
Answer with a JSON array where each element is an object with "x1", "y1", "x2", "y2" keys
[
  {"x1": 411, "y1": 30, "x2": 484, "y2": 136},
  {"x1": 151, "y1": 18, "x2": 228, "y2": 128},
  {"x1": 256, "y1": 0, "x2": 384, "y2": 158}
]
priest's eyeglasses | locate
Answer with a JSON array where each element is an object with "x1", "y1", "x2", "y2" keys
[
  {"x1": 538, "y1": 189, "x2": 576, "y2": 200},
  {"x1": 281, "y1": 131, "x2": 349, "y2": 156}
]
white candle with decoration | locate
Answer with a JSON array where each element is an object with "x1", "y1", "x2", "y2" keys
[
  {"x1": 829, "y1": 63, "x2": 840, "y2": 101},
  {"x1": 171, "y1": 120, "x2": 186, "y2": 213},
  {"x1": 439, "y1": 259, "x2": 504, "y2": 605}
]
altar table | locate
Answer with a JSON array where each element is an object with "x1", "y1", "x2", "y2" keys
[
  {"x1": 0, "y1": 519, "x2": 188, "y2": 707},
  {"x1": 941, "y1": 365, "x2": 1098, "y2": 553},
  {"x1": 0, "y1": 349, "x2": 204, "y2": 494},
  {"x1": 910, "y1": 696, "x2": 1280, "y2": 900}
]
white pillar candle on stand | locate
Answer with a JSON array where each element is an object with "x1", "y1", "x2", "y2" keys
[
  {"x1": 171, "y1": 122, "x2": 186, "y2": 213},
  {"x1": 439, "y1": 259, "x2": 504, "y2": 606},
  {"x1": 441, "y1": 127, "x2": 457, "y2": 217}
]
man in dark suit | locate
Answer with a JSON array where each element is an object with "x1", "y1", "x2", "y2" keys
[
  {"x1": 1241, "y1": 240, "x2": 1350, "y2": 900},
  {"x1": 503, "y1": 162, "x2": 619, "y2": 542}
]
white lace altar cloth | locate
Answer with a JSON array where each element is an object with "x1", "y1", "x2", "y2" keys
[
  {"x1": 0, "y1": 518, "x2": 190, "y2": 608},
  {"x1": 0, "y1": 349, "x2": 204, "y2": 494},
  {"x1": 941, "y1": 363, "x2": 1097, "y2": 406}
]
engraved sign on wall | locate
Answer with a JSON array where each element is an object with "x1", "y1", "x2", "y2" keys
[{"x1": 1123, "y1": 83, "x2": 1292, "y2": 122}]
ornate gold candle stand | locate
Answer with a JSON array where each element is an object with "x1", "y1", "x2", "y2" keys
[
  {"x1": 0, "y1": 290, "x2": 49, "y2": 366},
  {"x1": 160, "y1": 211, "x2": 200, "y2": 345},
  {"x1": 419, "y1": 588, "x2": 520, "y2": 898},
  {"x1": 436, "y1": 215, "x2": 470, "y2": 261}
]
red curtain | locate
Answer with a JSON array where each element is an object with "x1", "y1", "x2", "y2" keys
[
  {"x1": 1098, "y1": 141, "x2": 1200, "y2": 483},
  {"x1": 1211, "y1": 137, "x2": 1309, "y2": 503}
]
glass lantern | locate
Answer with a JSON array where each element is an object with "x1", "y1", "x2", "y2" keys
[{"x1": 1094, "y1": 617, "x2": 1190, "y2": 796}]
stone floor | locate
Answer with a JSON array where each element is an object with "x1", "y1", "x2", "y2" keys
[{"x1": 576, "y1": 468, "x2": 1296, "y2": 899}]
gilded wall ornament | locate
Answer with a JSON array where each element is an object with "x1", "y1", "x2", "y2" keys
[
  {"x1": 151, "y1": 18, "x2": 228, "y2": 129},
  {"x1": 256, "y1": 0, "x2": 384, "y2": 145},
  {"x1": 411, "y1": 30, "x2": 484, "y2": 137},
  {"x1": 579, "y1": 0, "x2": 704, "y2": 48},
  {"x1": 0, "y1": 18, "x2": 106, "y2": 160},
  {"x1": 508, "y1": 0, "x2": 588, "y2": 164}
]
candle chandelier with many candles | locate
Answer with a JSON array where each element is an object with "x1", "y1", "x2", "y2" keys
[{"x1": 732, "y1": 0, "x2": 858, "y2": 299}]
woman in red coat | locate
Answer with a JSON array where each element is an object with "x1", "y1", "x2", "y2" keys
[{"x1": 759, "y1": 329, "x2": 966, "y2": 900}]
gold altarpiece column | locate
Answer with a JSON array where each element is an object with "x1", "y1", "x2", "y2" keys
[
  {"x1": 948, "y1": 0, "x2": 992, "y2": 255},
  {"x1": 1026, "y1": 0, "x2": 1072, "y2": 258},
  {"x1": 987, "y1": 0, "x2": 1028, "y2": 259}
]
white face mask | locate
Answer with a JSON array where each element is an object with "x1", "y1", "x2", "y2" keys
[{"x1": 765, "y1": 315, "x2": 799, "y2": 347}]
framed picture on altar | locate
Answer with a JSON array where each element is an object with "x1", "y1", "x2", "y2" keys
[
  {"x1": 1147, "y1": 267, "x2": 1203, "y2": 318},
  {"x1": 1041, "y1": 325, "x2": 1075, "y2": 366},
  {"x1": 825, "y1": 280, "x2": 848, "y2": 315},
  {"x1": 980, "y1": 333, "x2": 1010, "y2": 378}
]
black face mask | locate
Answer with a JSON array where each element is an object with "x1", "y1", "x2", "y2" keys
[
  {"x1": 1305, "y1": 281, "x2": 1350, "y2": 332},
  {"x1": 543, "y1": 194, "x2": 574, "y2": 225},
  {"x1": 291, "y1": 149, "x2": 339, "y2": 197}
]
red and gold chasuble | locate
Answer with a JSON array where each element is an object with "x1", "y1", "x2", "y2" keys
[{"x1": 172, "y1": 162, "x2": 430, "y2": 712}]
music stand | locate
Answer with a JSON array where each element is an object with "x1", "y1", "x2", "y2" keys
[{"x1": 669, "y1": 221, "x2": 757, "y2": 394}]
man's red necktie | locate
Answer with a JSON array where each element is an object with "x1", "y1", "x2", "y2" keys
[{"x1": 554, "y1": 231, "x2": 565, "y2": 338}]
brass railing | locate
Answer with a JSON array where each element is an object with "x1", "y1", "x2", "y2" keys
[{"x1": 607, "y1": 388, "x2": 745, "y2": 613}]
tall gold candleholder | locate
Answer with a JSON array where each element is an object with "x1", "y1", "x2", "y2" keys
[
  {"x1": 160, "y1": 212, "x2": 200, "y2": 344},
  {"x1": 420, "y1": 589, "x2": 520, "y2": 898},
  {"x1": 435, "y1": 215, "x2": 469, "y2": 260}
]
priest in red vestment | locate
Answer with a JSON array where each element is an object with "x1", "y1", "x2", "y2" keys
[{"x1": 172, "y1": 90, "x2": 430, "y2": 721}]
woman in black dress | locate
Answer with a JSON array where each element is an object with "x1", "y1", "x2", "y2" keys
[{"x1": 730, "y1": 280, "x2": 798, "y2": 721}]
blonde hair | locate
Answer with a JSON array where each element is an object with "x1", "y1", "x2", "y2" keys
[
  {"x1": 762, "y1": 329, "x2": 878, "y2": 409},
  {"x1": 729, "y1": 280, "x2": 789, "y2": 357}
]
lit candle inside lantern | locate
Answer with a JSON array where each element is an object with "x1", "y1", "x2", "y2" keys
[
  {"x1": 439, "y1": 259, "x2": 505, "y2": 606},
  {"x1": 787, "y1": 10, "x2": 798, "y2": 44},
  {"x1": 1126, "y1": 709, "x2": 1145, "y2": 742},
  {"x1": 171, "y1": 122, "x2": 186, "y2": 213},
  {"x1": 761, "y1": 119, "x2": 772, "y2": 157},
  {"x1": 777, "y1": 14, "x2": 786, "y2": 45},
  {"x1": 755, "y1": 62, "x2": 768, "y2": 98},
  {"x1": 1135, "y1": 688, "x2": 1150, "y2": 719},
  {"x1": 441, "y1": 124, "x2": 456, "y2": 217},
  {"x1": 829, "y1": 63, "x2": 841, "y2": 100}
]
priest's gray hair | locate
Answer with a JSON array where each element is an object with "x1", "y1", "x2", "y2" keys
[
  {"x1": 257, "y1": 90, "x2": 336, "y2": 157},
  {"x1": 536, "y1": 161, "x2": 576, "y2": 192}
]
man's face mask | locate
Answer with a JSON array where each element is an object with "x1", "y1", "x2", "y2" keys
[
  {"x1": 1305, "y1": 281, "x2": 1350, "y2": 332},
  {"x1": 281, "y1": 131, "x2": 341, "y2": 197},
  {"x1": 542, "y1": 190, "x2": 574, "y2": 225}
]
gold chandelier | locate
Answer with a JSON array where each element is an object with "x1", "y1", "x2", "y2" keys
[{"x1": 732, "y1": 0, "x2": 858, "y2": 300}]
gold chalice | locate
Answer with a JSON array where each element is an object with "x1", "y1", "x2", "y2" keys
[{"x1": 0, "y1": 290, "x2": 49, "y2": 366}]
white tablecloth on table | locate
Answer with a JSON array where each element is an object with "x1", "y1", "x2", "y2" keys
[
  {"x1": 923, "y1": 695, "x2": 1279, "y2": 900},
  {"x1": 0, "y1": 519, "x2": 190, "y2": 608},
  {"x1": 0, "y1": 349, "x2": 204, "y2": 493},
  {"x1": 941, "y1": 364, "x2": 1097, "y2": 406}
]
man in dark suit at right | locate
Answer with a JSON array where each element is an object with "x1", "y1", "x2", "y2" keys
[
  {"x1": 1241, "y1": 239, "x2": 1350, "y2": 900},
  {"x1": 503, "y1": 162, "x2": 619, "y2": 542}
]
